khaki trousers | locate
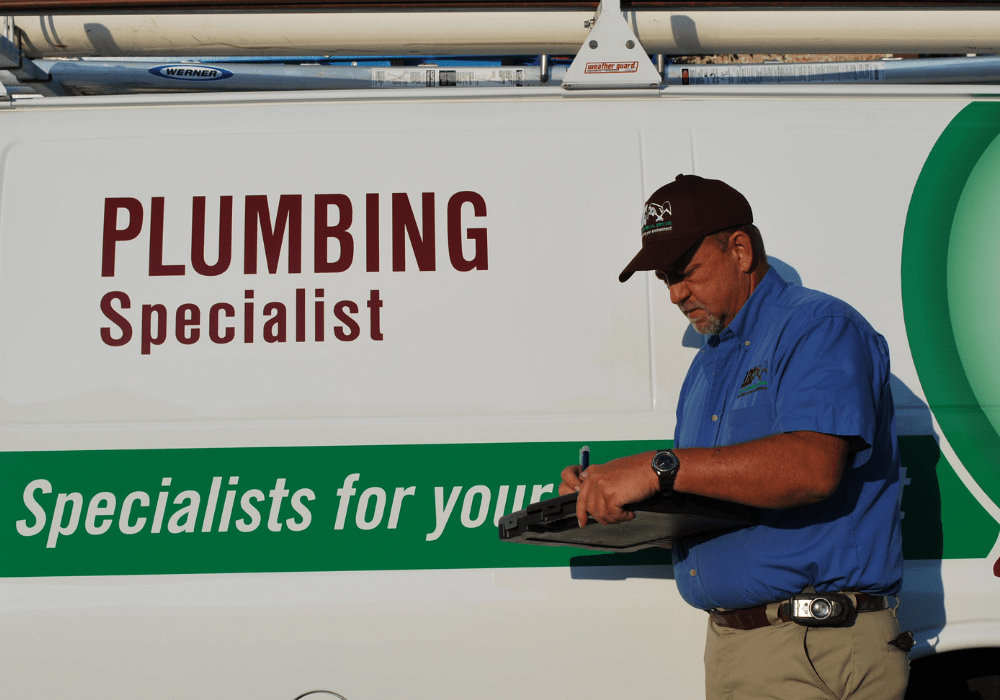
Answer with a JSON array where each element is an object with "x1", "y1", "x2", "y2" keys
[{"x1": 704, "y1": 608, "x2": 910, "y2": 700}]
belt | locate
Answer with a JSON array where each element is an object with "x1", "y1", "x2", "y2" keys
[{"x1": 709, "y1": 593, "x2": 889, "y2": 631}]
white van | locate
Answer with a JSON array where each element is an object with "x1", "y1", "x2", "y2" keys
[{"x1": 2, "y1": 23, "x2": 999, "y2": 700}]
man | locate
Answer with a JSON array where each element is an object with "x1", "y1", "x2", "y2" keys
[{"x1": 560, "y1": 174, "x2": 909, "y2": 699}]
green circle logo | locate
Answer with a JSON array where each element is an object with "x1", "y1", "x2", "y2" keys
[{"x1": 903, "y1": 102, "x2": 1000, "y2": 507}]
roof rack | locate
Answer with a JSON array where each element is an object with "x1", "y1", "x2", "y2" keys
[{"x1": 5, "y1": 4, "x2": 1000, "y2": 98}]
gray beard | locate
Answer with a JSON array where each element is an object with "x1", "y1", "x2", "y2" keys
[{"x1": 692, "y1": 315, "x2": 725, "y2": 336}]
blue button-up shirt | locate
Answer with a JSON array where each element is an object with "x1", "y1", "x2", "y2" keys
[{"x1": 672, "y1": 269, "x2": 904, "y2": 610}]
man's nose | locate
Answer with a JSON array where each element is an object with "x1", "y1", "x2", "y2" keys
[{"x1": 668, "y1": 280, "x2": 688, "y2": 305}]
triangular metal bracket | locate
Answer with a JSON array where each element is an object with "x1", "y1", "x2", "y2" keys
[
  {"x1": 1, "y1": 28, "x2": 64, "y2": 97},
  {"x1": 561, "y1": 0, "x2": 662, "y2": 90}
]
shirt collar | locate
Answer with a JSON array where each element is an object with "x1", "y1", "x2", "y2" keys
[{"x1": 715, "y1": 267, "x2": 787, "y2": 345}]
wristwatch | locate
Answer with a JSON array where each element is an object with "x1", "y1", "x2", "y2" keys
[{"x1": 651, "y1": 449, "x2": 681, "y2": 493}]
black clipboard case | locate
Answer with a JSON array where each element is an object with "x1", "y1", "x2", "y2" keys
[{"x1": 498, "y1": 492, "x2": 759, "y2": 553}]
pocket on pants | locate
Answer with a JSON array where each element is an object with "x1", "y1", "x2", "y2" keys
[{"x1": 803, "y1": 626, "x2": 851, "y2": 700}]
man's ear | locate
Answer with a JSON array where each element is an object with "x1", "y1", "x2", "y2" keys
[{"x1": 729, "y1": 229, "x2": 755, "y2": 273}]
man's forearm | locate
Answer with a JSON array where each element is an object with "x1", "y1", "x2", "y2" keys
[
  {"x1": 562, "y1": 431, "x2": 851, "y2": 526},
  {"x1": 673, "y1": 431, "x2": 850, "y2": 508}
]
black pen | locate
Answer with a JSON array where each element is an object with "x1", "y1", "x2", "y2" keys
[{"x1": 579, "y1": 445, "x2": 590, "y2": 471}]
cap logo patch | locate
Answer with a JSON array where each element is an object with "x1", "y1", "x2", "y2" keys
[{"x1": 641, "y1": 201, "x2": 673, "y2": 237}]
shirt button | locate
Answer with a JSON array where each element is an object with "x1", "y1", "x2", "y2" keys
[
  {"x1": 690, "y1": 569, "x2": 697, "y2": 576},
  {"x1": 712, "y1": 415, "x2": 719, "y2": 421},
  {"x1": 744, "y1": 340, "x2": 751, "y2": 346}
]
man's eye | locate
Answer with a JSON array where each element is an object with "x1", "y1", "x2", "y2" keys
[{"x1": 656, "y1": 270, "x2": 685, "y2": 284}]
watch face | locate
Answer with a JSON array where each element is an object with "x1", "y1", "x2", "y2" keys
[{"x1": 653, "y1": 450, "x2": 679, "y2": 472}]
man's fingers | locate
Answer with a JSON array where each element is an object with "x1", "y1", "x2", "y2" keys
[
  {"x1": 577, "y1": 483, "x2": 616, "y2": 526},
  {"x1": 576, "y1": 489, "x2": 590, "y2": 527},
  {"x1": 613, "y1": 508, "x2": 636, "y2": 523},
  {"x1": 561, "y1": 464, "x2": 583, "y2": 486},
  {"x1": 562, "y1": 454, "x2": 653, "y2": 527},
  {"x1": 559, "y1": 464, "x2": 584, "y2": 496},
  {"x1": 577, "y1": 487, "x2": 628, "y2": 526},
  {"x1": 597, "y1": 499, "x2": 635, "y2": 525}
]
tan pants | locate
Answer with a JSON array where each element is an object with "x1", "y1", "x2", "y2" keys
[{"x1": 704, "y1": 608, "x2": 910, "y2": 700}]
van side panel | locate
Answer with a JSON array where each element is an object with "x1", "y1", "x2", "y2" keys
[{"x1": 1, "y1": 92, "x2": 996, "y2": 698}]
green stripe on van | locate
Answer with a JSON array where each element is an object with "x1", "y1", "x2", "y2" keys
[
  {"x1": 898, "y1": 435, "x2": 999, "y2": 560},
  {"x1": 0, "y1": 436, "x2": 985, "y2": 577}
]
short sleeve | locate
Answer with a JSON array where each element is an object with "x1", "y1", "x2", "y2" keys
[{"x1": 771, "y1": 315, "x2": 889, "y2": 460}]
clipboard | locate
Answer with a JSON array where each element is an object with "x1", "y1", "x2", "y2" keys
[{"x1": 498, "y1": 491, "x2": 759, "y2": 553}]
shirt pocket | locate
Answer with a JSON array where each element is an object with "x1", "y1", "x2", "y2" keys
[{"x1": 721, "y1": 402, "x2": 776, "y2": 444}]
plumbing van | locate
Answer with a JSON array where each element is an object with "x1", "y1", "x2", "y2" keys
[{"x1": 2, "y1": 8, "x2": 1000, "y2": 699}]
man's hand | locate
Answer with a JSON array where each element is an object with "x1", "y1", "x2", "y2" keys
[{"x1": 558, "y1": 452, "x2": 660, "y2": 528}]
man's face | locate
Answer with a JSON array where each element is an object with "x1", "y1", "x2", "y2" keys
[{"x1": 655, "y1": 234, "x2": 748, "y2": 336}]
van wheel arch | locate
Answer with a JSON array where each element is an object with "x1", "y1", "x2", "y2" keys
[{"x1": 905, "y1": 647, "x2": 1000, "y2": 700}]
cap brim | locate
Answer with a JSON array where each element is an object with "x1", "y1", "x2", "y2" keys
[{"x1": 618, "y1": 232, "x2": 706, "y2": 283}]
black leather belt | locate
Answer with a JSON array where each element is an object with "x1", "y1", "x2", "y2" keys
[{"x1": 709, "y1": 593, "x2": 889, "y2": 630}]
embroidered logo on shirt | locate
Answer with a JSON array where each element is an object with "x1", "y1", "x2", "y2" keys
[{"x1": 737, "y1": 363, "x2": 769, "y2": 397}]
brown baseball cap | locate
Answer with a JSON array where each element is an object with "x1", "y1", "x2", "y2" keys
[{"x1": 619, "y1": 174, "x2": 753, "y2": 283}]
